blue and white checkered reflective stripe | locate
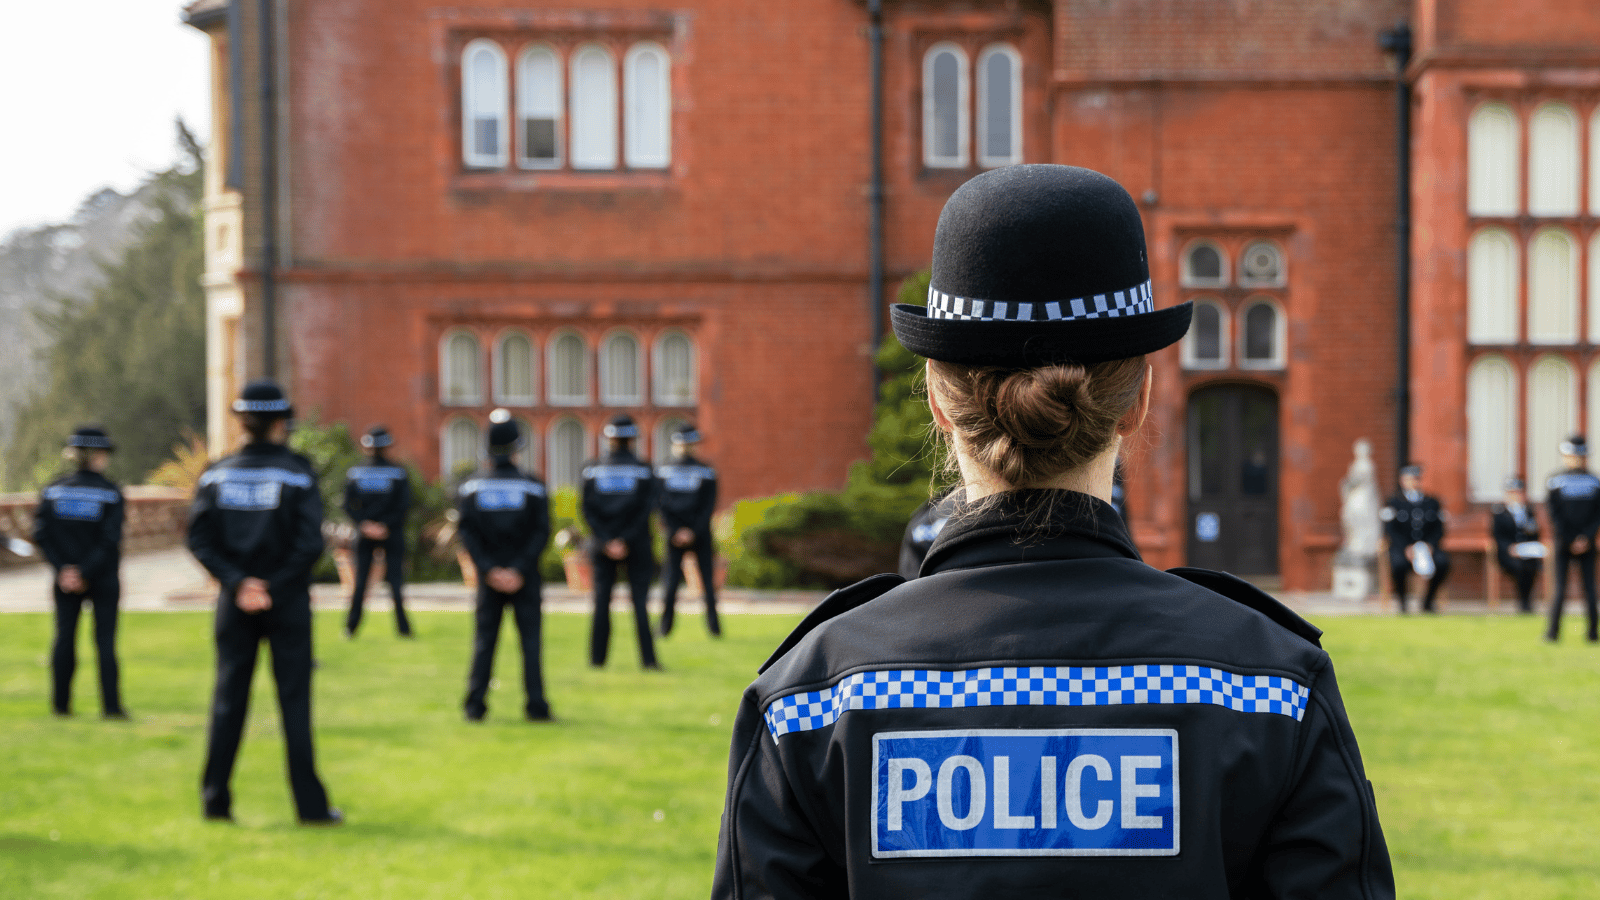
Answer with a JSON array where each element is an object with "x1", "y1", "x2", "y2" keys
[
  {"x1": 199, "y1": 466, "x2": 314, "y2": 490},
  {"x1": 926, "y1": 281, "x2": 1155, "y2": 322},
  {"x1": 763, "y1": 665, "x2": 1310, "y2": 741},
  {"x1": 42, "y1": 486, "x2": 120, "y2": 504}
]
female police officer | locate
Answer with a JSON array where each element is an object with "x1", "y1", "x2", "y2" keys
[
  {"x1": 187, "y1": 380, "x2": 340, "y2": 825},
  {"x1": 712, "y1": 166, "x2": 1392, "y2": 899}
]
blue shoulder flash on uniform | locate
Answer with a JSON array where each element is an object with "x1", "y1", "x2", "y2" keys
[
  {"x1": 759, "y1": 573, "x2": 906, "y2": 674},
  {"x1": 1167, "y1": 567, "x2": 1323, "y2": 648}
]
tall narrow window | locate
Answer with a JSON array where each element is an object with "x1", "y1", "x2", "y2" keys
[
  {"x1": 923, "y1": 43, "x2": 969, "y2": 168},
  {"x1": 1527, "y1": 355, "x2": 1577, "y2": 501},
  {"x1": 1529, "y1": 102, "x2": 1579, "y2": 217},
  {"x1": 441, "y1": 331, "x2": 484, "y2": 406},
  {"x1": 1239, "y1": 299, "x2": 1284, "y2": 369},
  {"x1": 1181, "y1": 299, "x2": 1228, "y2": 369},
  {"x1": 571, "y1": 44, "x2": 618, "y2": 170},
  {"x1": 442, "y1": 417, "x2": 482, "y2": 480},
  {"x1": 653, "y1": 330, "x2": 696, "y2": 405},
  {"x1": 1468, "y1": 102, "x2": 1519, "y2": 216},
  {"x1": 625, "y1": 42, "x2": 671, "y2": 169},
  {"x1": 547, "y1": 331, "x2": 590, "y2": 405},
  {"x1": 1529, "y1": 227, "x2": 1578, "y2": 344},
  {"x1": 600, "y1": 331, "x2": 643, "y2": 406},
  {"x1": 514, "y1": 417, "x2": 539, "y2": 475},
  {"x1": 1591, "y1": 108, "x2": 1600, "y2": 215},
  {"x1": 1467, "y1": 355, "x2": 1519, "y2": 501},
  {"x1": 1468, "y1": 228, "x2": 1519, "y2": 344},
  {"x1": 517, "y1": 45, "x2": 562, "y2": 169},
  {"x1": 494, "y1": 331, "x2": 536, "y2": 405},
  {"x1": 462, "y1": 40, "x2": 508, "y2": 168},
  {"x1": 653, "y1": 416, "x2": 689, "y2": 465},
  {"x1": 1181, "y1": 241, "x2": 1227, "y2": 287},
  {"x1": 547, "y1": 417, "x2": 586, "y2": 489},
  {"x1": 976, "y1": 44, "x2": 1021, "y2": 168},
  {"x1": 1590, "y1": 231, "x2": 1600, "y2": 343}
]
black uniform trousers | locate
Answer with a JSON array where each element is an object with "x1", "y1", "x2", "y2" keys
[
  {"x1": 464, "y1": 582, "x2": 549, "y2": 719},
  {"x1": 1495, "y1": 550, "x2": 1542, "y2": 613},
  {"x1": 590, "y1": 542, "x2": 657, "y2": 667},
  {"x1": 1546, "y1": 545, "x2": 1599, "y2": 640},
  {"x1": 346, "y1": 532, "x2": 410, "y2": 636},
  {"x1": 660, "y1": 529, "x2": 720, "y2": 637},
  {"x1": 1388, "y1": 547, "x2": 1452, "y2": 612},
  {"x1": 201, "y1": 594, "x2": 331, "y2": 820},
  {"x1": 50, "y1": 577, "x2": 123, "y2": 715}
]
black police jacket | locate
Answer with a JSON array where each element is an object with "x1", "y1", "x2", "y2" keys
[
  {"x1": 186, "y1": 442, "x2": 325, "y2": 598},
  {"x1": 656, "y1": 453, "x2": 717, "y2": 533},
  {"x1": 457, "y1": 460, "x2": 549, "y2": 578},
  {"x1": 1490, "y1": 503, "x2": 1540, "y2": 550},
  {"x1": 713, "y1": 490, "x2": 1393, "y2": 900},
  {"x1": 342, "y1": 453, "x2": 411, "y2": 530},
  {"x1": 1380, "y1": 491, "x2": 1445, "y2": 552},
  {"x1": 581, "y1": 449, "x2": 656, "y2": 546},
  {"x1": 1547, "y1": 468, "x2": 1600, "y2": 543},
  {"x1": 33, "y1": 469, "x2": 124, "y2": 582}
]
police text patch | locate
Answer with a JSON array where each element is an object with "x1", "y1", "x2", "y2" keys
[{"x1": 871, "y1": 729, "x2": 1179, "y2": 858}]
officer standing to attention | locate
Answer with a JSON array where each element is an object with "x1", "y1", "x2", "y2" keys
[
  {"x1": 655, "y1": 423, "x2": 721, "y2": 638},
  {"x1": 1545, "y1": 436, "x2": 1600, "y2": 642},
  {"x1": 1491, "y1": 476, "x2": 1544, "y2": 614},
  {"x1": 458, "y1": 410, "x2": 553, "y2": 722},
  {"x1": 1380, "y1": 463, "x2": 1451, "y2": 613},
  {"x1": 712, "y1": 165, "x2": 1392, "y2": 898},
  {"x1": 187, "y1": 380, "x2": 340, "y2": 825},
  {"x1": 896, "y1": 488, "x2": 960, "y2": 579},
  {"x1": 342, "y1": 425, "x2": 413, "y2": 639},
  {"x1": 34, "y1": 425, "x2": 128, "y2": 719},
  {"x1": 582, "y1": 414, "x2": 660, "y2": 669}
]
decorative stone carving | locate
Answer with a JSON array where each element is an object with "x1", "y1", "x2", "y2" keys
[{"x1": 1332, "y1": 439, "x2": 1380, "y2": 600}]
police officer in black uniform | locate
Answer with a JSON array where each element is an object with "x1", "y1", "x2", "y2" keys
[
  {"x1": 1380, "y1": 463, "x2": 1451, "y2": 613},
  {"x1": 187, "y1": 380, "x2": 340, "y2": 825},
  {"x1": 1491, "y1": 476, "x2": 1543, "y2": 614},
  {"x1": 1545, "y1": 436, "x2": 1600, "y2": 642},
  {"x1": 34, "y1": 425, "x2": 128, "y2": 719},
  {"x1": 582, "y1": 414, "x2": 660, "y2": 669},
  {"x1": 712, "y1": 165, "x2": 1392, "y2": 898},
  {"x1": 897, "y1": 488, "x2": 960, "y2": 579},
  {"x1": 656, "y1": 423, "x2": 720, "y2": 637},
  {"x1": 458, "y1": 410, "x2": 553, "y2": 722},
  {"x1": 342, "y1": 425, "x2": 412, "y2": 638}
]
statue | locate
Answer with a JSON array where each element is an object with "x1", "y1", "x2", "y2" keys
[{"x1": 1333, "y1": 439, "x2": 1380, "y2": 600}]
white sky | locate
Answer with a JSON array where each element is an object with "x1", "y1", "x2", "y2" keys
[{"x1": 0, "y1": 0, "x2": 211, "y2": 239}]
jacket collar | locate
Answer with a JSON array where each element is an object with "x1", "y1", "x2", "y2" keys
[{"x1": 921, "y1": 488, "x2": 1141, "y2": 577}]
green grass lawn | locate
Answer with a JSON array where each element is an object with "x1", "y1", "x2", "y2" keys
[{"x1": 2, "y1": 609, "x2": 1599, "y2": 898}]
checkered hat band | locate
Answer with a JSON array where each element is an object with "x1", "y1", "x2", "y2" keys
[
  {"x1": 67, "y1": 436, "x2": 113, "y2": 449},
  {"x1": 762, "y1": 664, "x2": 1310, "y2": 741},
  {"x1": 234, "y1": 399, "x2": 292, "y2": 413},
  {"x1": 926, "y1": 281, "x2": 1155, "y2": 322}
]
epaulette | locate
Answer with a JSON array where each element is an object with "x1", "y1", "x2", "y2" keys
[
  {"x1": 1167, "y1": 566, "x2": 1323, "y2": 648},
  {"x1": 758, "y1": 573, "x2": 905, "y2": 674}
]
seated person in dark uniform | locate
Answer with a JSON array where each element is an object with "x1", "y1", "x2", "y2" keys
[
  {"x1": 1380, "y1": 463, "x2": 1451, "y2": 613},
  {"x1": 1491, "y1": 476, "x2": 1544, "y2": 614}
]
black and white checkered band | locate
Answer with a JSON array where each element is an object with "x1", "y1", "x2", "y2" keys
[
  {"x1": 233, "y1": 399, "x2": 293, "y2": 413},
  {"x1": 926, "y1": 280, "x2": 1155, "y2": 322},
  {"x1": 67, "y1": 435, "x2": 112, "y2": 449}
]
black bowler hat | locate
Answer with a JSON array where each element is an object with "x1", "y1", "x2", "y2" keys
[
  {"x1": 603, "y1": 415, "x2": 638, "y2": 440},
  {"x1": 1561, "y1": 435, "x2": 1589, "y2": 457},
  {"x1": 891, "y1": 165, "x2": 1192, "y2": 367},
  {"x1": 361, "y1": 425, "x2": 393, "y2": 450},
  {"x1": 487, "y1": 409, "x2": 522, "y2": 455},
  {"x1": 671, "y1": 423, "x2": 702, "y2": 445},
  {"x1": 65, "y1": 425, "x2": 115, "y2": 451},
  {"x1": 232, "y1": 379, "x2": 294, "y2": 418}
]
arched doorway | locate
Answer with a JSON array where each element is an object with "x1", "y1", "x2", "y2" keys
[{"x1": 1186, "y1": 384, "x2": 1280, "y2": 575}]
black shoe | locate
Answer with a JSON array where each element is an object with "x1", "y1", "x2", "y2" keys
[
  {"x1": 398, "y1": 630, "x2": 414, "y2": 639},
  {"x1": 300, "y1": 808, "x2": 344, "y2": 827},
  {"x1": 103, "y1": 709, "x2": 131, "y2": 721},
  {"x1": 464, "y1": 710, "x2": 485, "y2": 723},
  {"x1": 643, "y1": 661, "x2": 664, "y2": 672},
  {"x1": 526, "y1": 711, "x2": 556, "y2": 723},
  {"x1": 203, "y1": 806, "x2": 234, "y2": 823}
]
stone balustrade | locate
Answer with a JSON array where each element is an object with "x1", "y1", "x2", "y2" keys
[{"x1": 0, "y1": 487, "x2": 191, "y2": 567}]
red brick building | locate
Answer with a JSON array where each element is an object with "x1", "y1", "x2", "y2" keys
[{"x1": 183, "y1": 0, "x2": 1600, "y2": 592}]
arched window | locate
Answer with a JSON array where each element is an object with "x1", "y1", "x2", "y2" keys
[
  {"x1": 1180, "y1": 299, "x2": 1228, "y2": 369},
  {"x1": 514, "y1": 416, "x2": 539, "y2": 475},
  {"x1": 1468, "y1": 228, "x2": 1518, "y2": 344},
  {"x1": 1238, "y1": 241, "x2": 1285, "y2": 287},
  {"x1": 1589, "y1": 231, "x2": 1600, "y2": 343},
  {"x1": 441, "y1": 417, "x2": 482, "y2": 481},
  {"x1": 1468, "y1": 102, "x2": 1519, "y2": 216},
  {"x1": 600, "y1": 330, "x2": 643, "y2": 406},
  {"x1": 570, "y1": 44, "x2": 618, "y2": 170},
  {"x1": 547, "y1": 417, "x2": 587, "y2": 489},
  {"x1": 547, "y1": 331, "x2": 589, "y2": 405},
  {"x1": 517, "y1": 44, "x2": 563, "y2": 168},
  {"x1": 1529, "y1": 102, "x2": 1579, "y2": 217},
  {"x1": 976, "y1": 44, "x2": 1021, "y2": 168},
  {"x1": 653, "y1": 330, "x2": 696, "y2": 405},
  {"x1": 1467, "y1": 355, "x2": 1519, "y2": 501},
  {"x1": 1527, "y1": 355, "x2": 1577, "y2": 501},
  {"x1": 653, "y1": 415, "x2": 690, "y2": 465},
  {"x1": 624, "y1": 42, "x2": 671, "y2": 169},
  {"x1": 1180, "y1": 241, "x2": 1227, "y2": 287},
  {"x1": 440, "y1": 330, "x2": 484, "y2": 406},
  {"x1": 1528, "y1": 227, "x2": 1577, "y2": 344},
  {"x1": 1591, "y1": 108, "x2": 1600, "y2": 215},
  {"x1": 462, "y1": 39, "x2": 508, "y2": 168},
  {"x1": 1239, "y1": 299, "x2": 1284, "y2": 369},
  {"x1": 493, "y1": 330, "x2": 536, "y2": 405},
  {"x1": 923, "y1": 43, "x2": 969, "y2": 168}
]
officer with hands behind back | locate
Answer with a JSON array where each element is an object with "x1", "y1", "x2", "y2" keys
[
  {"x1": 1381, "y1": 463, "x2": 1451, "y2": 614},
  {"x1": 1545, "y1": 436, "x2": 1600, "y2": 642},
  {"x1": 34, "y1": 425, "x2": 128, "y2": 719},
  {"x1": 342, "y1": 425, "x2": 412, "y2": 638},
  {"x1": 655, "y1": 423, "x2": 720, "y2": 637},
  {"x1": 1491, "y1": 476, "x2": 1544, "y2": 614},
  {"x1": 187, "y1": 380, "x2": 341, "y2": 825},
  {"x1": 582, "y1": 414, "x2": 660, "y2": 669},
  {"x1": 712, "y1": 165, "x2": 1392, "y2": 899}
]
